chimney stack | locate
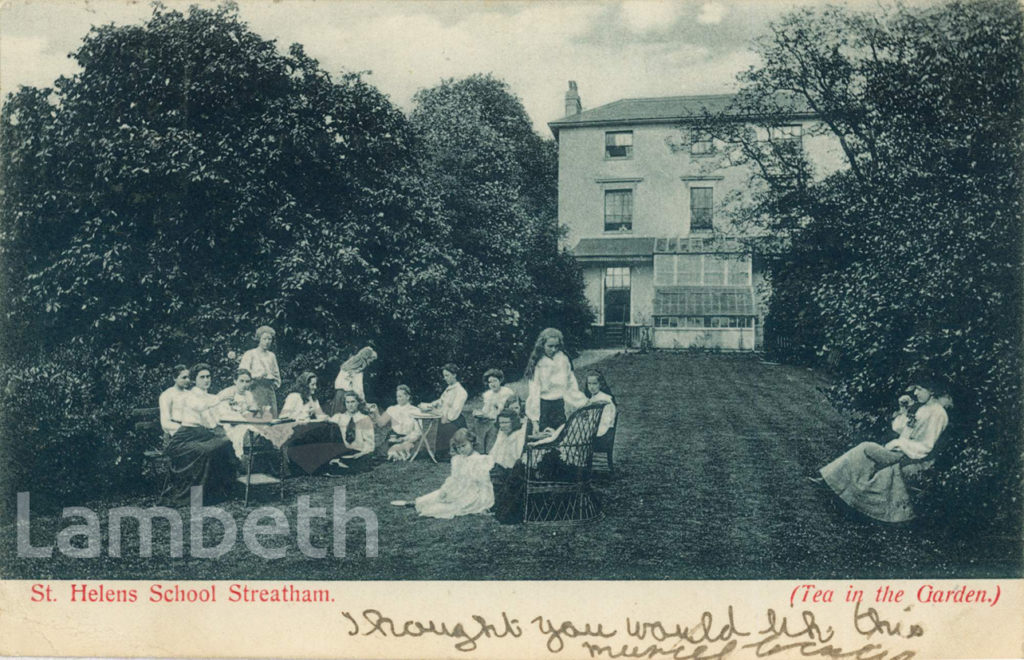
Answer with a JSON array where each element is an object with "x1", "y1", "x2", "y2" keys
[{"x1": 565, "y1": 81, "x2": 581, "y2": 117}]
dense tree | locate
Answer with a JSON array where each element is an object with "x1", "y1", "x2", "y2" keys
[
  {"x1": 410, "y1": 74, "x2": 592, "y2": 381},
  {"x1": 699, "y1": 0, "x2": 1022, "y2": 534}
]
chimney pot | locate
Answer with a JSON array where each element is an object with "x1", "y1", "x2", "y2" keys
[{"x1": 565, "y1": 80, "x2": 581, "y2": 117}]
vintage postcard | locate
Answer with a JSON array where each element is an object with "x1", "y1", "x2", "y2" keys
[{"x1": 0, "y1": 0, "x2": 1021, "y2": 657}]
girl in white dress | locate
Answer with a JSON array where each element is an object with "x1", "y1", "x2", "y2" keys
[
  {"x1": 414, "y1": 430, "x2": 494, "y2": 519},
  {"x1": 489, "y1": 409, "x2": 526, "y2": 469},
  {"x1": 369, "y1": 385, "x2": 423, "y2": 461}
]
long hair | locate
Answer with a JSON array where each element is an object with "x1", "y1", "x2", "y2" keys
[
  {"x1": 290, "y1": 371, "x2": 317, "y2": 403},
  {"x1": 341, "y1": 346, "x2": 377, "y2": 373},
  {"x1": 524, "y1": 328, "x2": 566, "y2": 379},
  {"x1": 584, "y1": 369, "x2": 614, "y2": 402}
]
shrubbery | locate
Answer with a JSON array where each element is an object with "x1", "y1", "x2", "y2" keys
[{"x1": 0, "y1": 5, "x2": 590, "y2": 516}]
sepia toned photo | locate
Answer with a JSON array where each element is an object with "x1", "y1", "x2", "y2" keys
[{"x1": 0, "y1": 0, "x2": 1021, "y2": 657}]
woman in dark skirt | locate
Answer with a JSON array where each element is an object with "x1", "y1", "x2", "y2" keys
[
  {"x1": 279, "y1": 372, "x2": 348, "y2": 475},
  {"x1": 163, "y1": 363, "x2": 240, "y2": 504},
  {"x1": 419, "y1": 363, "x2": 467, "y2": 459}
]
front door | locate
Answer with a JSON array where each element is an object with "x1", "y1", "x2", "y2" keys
[{"x1": 604, "y1": 267, "x2": 631, "y2": 325}]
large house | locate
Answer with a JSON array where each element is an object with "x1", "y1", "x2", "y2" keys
[{"x1": 549, "y1": 82, "x2": 840, "y2": 350}]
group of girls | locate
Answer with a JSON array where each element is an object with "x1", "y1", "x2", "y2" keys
[{"x1": 156, "y1": 325, "x2": 617, "y2": 518}]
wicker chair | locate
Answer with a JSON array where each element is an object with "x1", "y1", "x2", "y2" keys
[{"x1": 523, "y1": 402, "x2": 606, "y2": 523}]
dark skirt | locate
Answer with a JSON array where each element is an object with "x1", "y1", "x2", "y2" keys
[
  {"x1": 539, "y1": 398, "x2": 566, "y2": 431},
  {"x1": 436, "y1": 415, "x2": 467, "y2": 458},
  {"x1": 163, "y1": 426, "x2": 239, "y2": 503},
  {"x1": 491, "y1": 463, "x2": 526, "y2": 524},
  {"x1": 282, "y1": 421, "x2": 348, "y2": 475}
]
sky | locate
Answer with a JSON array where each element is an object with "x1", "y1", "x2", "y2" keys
[{"x1": 2, "y1": 0, "x2": 844, "y2": 134}]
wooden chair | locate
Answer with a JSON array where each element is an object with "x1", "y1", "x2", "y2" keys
[
  {"x1": 522, "y1": 402, "x2": 606, "y2": 523},
  {"x1": 234, "y1": 427, "x2": 285, "y2": 507},
  {"x1": 132, "y1": 407, "x2": 171, "y2": 497}
]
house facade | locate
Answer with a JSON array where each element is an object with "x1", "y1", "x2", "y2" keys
[{"x1": 549, "y1": 82, "x2": 840, "y2": 350}]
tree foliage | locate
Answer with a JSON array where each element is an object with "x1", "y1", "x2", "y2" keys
[
  {"x1": 0, "y1": 6, "x2": 589, "y2": 511},
  {"x1": 410, "y1": 74, "x2": 592, "y2": 382},
  {"x1": 700, "y1": 0, "x2": 1022, "y2": 532}
]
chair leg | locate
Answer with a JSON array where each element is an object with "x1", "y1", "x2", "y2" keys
[{"x1": 244, "y1": 450, "x2": 254, "y2": 507}]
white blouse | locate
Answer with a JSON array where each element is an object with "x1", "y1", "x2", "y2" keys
[
  {"x1": 331, "y1": 411, "x2": 375, "y2": 455},
  {"x1": 587, "y1": 392, "x2": 617, "y2": 437},
  {"x1": 382, "y1": 403, "x2": 422, "y2": 439},
  {"x1": 280, "y1": 393, "x2": 326, "y2": 422},
  {"x1": 887, "y1": 400, "x2": 948, "y2": 460},
  {"x1": 489, "y1": 426, "x2": 526, "y2": 468},
  {"x1": 432, "y1": 383, "x2": 468, "y2": 423},
  {"x1": 180, "y1": 388, "x2": 222, "y2": 429},
  {"x1": 479, "y1": 386, "x2": 515, "y2": 420},
  {"x1": 239, "y1": 348, "x2": 281, "y2": 387},
  {"x1": 158, "y1": 386, "x2": 188, "y2": 436},
  {"x1": 334, "y1": 368, "x2": 365, "y2": 399},
  {"x1": 526, "y1": 353, "x2": 587, "y2": 422}
]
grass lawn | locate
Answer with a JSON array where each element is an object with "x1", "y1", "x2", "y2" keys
[{"x1": 2, "y1": 352, "x2": 1019, "y2": 579}]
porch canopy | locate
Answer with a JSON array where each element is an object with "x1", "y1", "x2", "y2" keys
[{"x1": 653, "y1": 286, "x2": 757, "y2": 316}]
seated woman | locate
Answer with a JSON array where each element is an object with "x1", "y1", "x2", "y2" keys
[
  {"x1": 472, "y1": 368, "x2": 515, "y2": 452},
  {"x1": 489, "y1": 409, "x2": 527, "y2": 469},
  {"x1": 419, "y1": 363, "x2": 468, "y2": 459},
  {"x1": 158, "y1": 364, "x2": 191, "y2": 437},
  {"x1": 584, "y1": 369, "x2": 617, "y2": 445},
  {"x1": 815, "y1": 377, "x2": 950, "y2": 523},
  {"x1": 412, "y1": 429, "x2": 494, "y2": 519},
  {"x1": 163, "y1": 363, "x2": 240, "y2": 503},
  {"x1": 368, "y1": 385, "x2": 422, "y2": 462},
  {"x1": 332, "y1": 346, "x2": 377, "y2": 414},
  {"x1": 217, "y1": 368, "x2": 262, "y2": 459},
  {"x1": 329, "y1": 390, "x2": 376, "y2": 471},
  {"x1": 279, "y1": 372, "x2": 346, "y2": 475}
]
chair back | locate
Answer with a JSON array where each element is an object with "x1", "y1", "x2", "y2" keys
[
  {"x1": 132, "y1": 407, "x2": 161, "y2": 434},
  {"x1": 552, "y1": 402, "x2": 606, "y2": 475}
]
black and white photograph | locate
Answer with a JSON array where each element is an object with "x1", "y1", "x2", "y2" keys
[{"x1": 0, "y1": 0, "x2": 1021, "y2": 656}]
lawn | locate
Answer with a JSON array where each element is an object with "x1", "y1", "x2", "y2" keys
[{"x1": 2, "y1": 352, "x2": 1019, "y2": 579}]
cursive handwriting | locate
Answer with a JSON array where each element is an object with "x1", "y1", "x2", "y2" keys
[
  {"x1": 582, "y1": 639, "x2": 738, "y2": 659},
  {"x1": 853, "y1": 602, "x2": 924, "y2": 640},
  {"x1": 532, "y1": 615, "x2": 618, "y2": 653},
  {"x1": 627, "y1": 607, "x2": 750, "y2": 645},
  {"x1": 341, "y1": 609, "x2": 522, "y2": 652},
  {"x1": 742, "y1": 608, "x2": 916, "y2": 660}
]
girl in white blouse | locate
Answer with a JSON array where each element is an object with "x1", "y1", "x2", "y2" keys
[
  {"x1": 369, "y1": 385, "x2": 423, "y2": 461},
  {"x1": 583, "y1": 370, "x2": 617, "y2": 440},
  {"x1": 332, "y1": 346, "x2": 376, "y2": 413},
  {"x1": 420, "y1": 363, "x2": 468, "y2": 458},
  {"x1": 524, "y1": 328, "x2": 587, "y2": 432},
  {"x1": 239, "y1": 326, "x2": 281, "y2": 417}
]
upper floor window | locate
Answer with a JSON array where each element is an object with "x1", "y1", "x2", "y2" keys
[
  {"x1": 604, "y1": 189, "x2": 633, "y2": 232},
  {"x1": 605, "y1": 131, "x2": 633, "y2": 159},
  {"x1": 605, "y1": 267, "x2": 631, "y2": 290},
  {"x1": 690, "y1": 187, "x2": 713, "y2": 230},
  {"x1": 690, "y1": 129, "x2": 713, "y2": 155},
  {"x1": 770, "y1": 125, "x2": 803, "y2": 151}
]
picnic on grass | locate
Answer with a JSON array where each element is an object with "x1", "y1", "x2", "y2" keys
[
  {"x1": 155, "y1": 321, "x2": 952, "y2": 526},
  {"x1": 155, "y1": 326, "x2": 618, "y2": 524}
]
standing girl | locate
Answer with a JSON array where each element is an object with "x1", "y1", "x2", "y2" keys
[
  {"x1": 524, "y1": 328, "x2": 587, "y2": 432},
  {"x1": 239, "y1": 326, "x2": 281, "y2": 417},
  {"x1": 332, "y1": 346, "x2": 377, "y2": 413}
]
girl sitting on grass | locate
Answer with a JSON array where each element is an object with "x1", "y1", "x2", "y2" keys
[{"x1": 398, "y1": 429, "x2": 494, "y2": 519}]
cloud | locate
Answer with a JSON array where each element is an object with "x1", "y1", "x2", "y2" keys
[
  {"x1": 697, "y1": 2, "x2": 728, "y2": 25},
  {"x1": 619, "y1": 1, "x2": 684, "y2": 33}
]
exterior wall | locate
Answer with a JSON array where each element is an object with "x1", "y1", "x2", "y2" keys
[
  {"x1": 653, "y1": 327, "x2": 755, "y2": 350},
  {"x1": 557, "y1": 120, "x2": 843, "y2": 250},
  {"x1": 582, "y1": 265, "x2": 603, "y2": 324}
]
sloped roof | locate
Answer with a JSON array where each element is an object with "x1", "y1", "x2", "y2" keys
[
  {"x1": 654, "y1": 286, "x2": 757, "y2": 316},
  {"x1": 549, "y1": 92, "x2": 813, "y2": 136},
  {"x1": 572, "y1": 236, "x2": 657, "y2": 260}
]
